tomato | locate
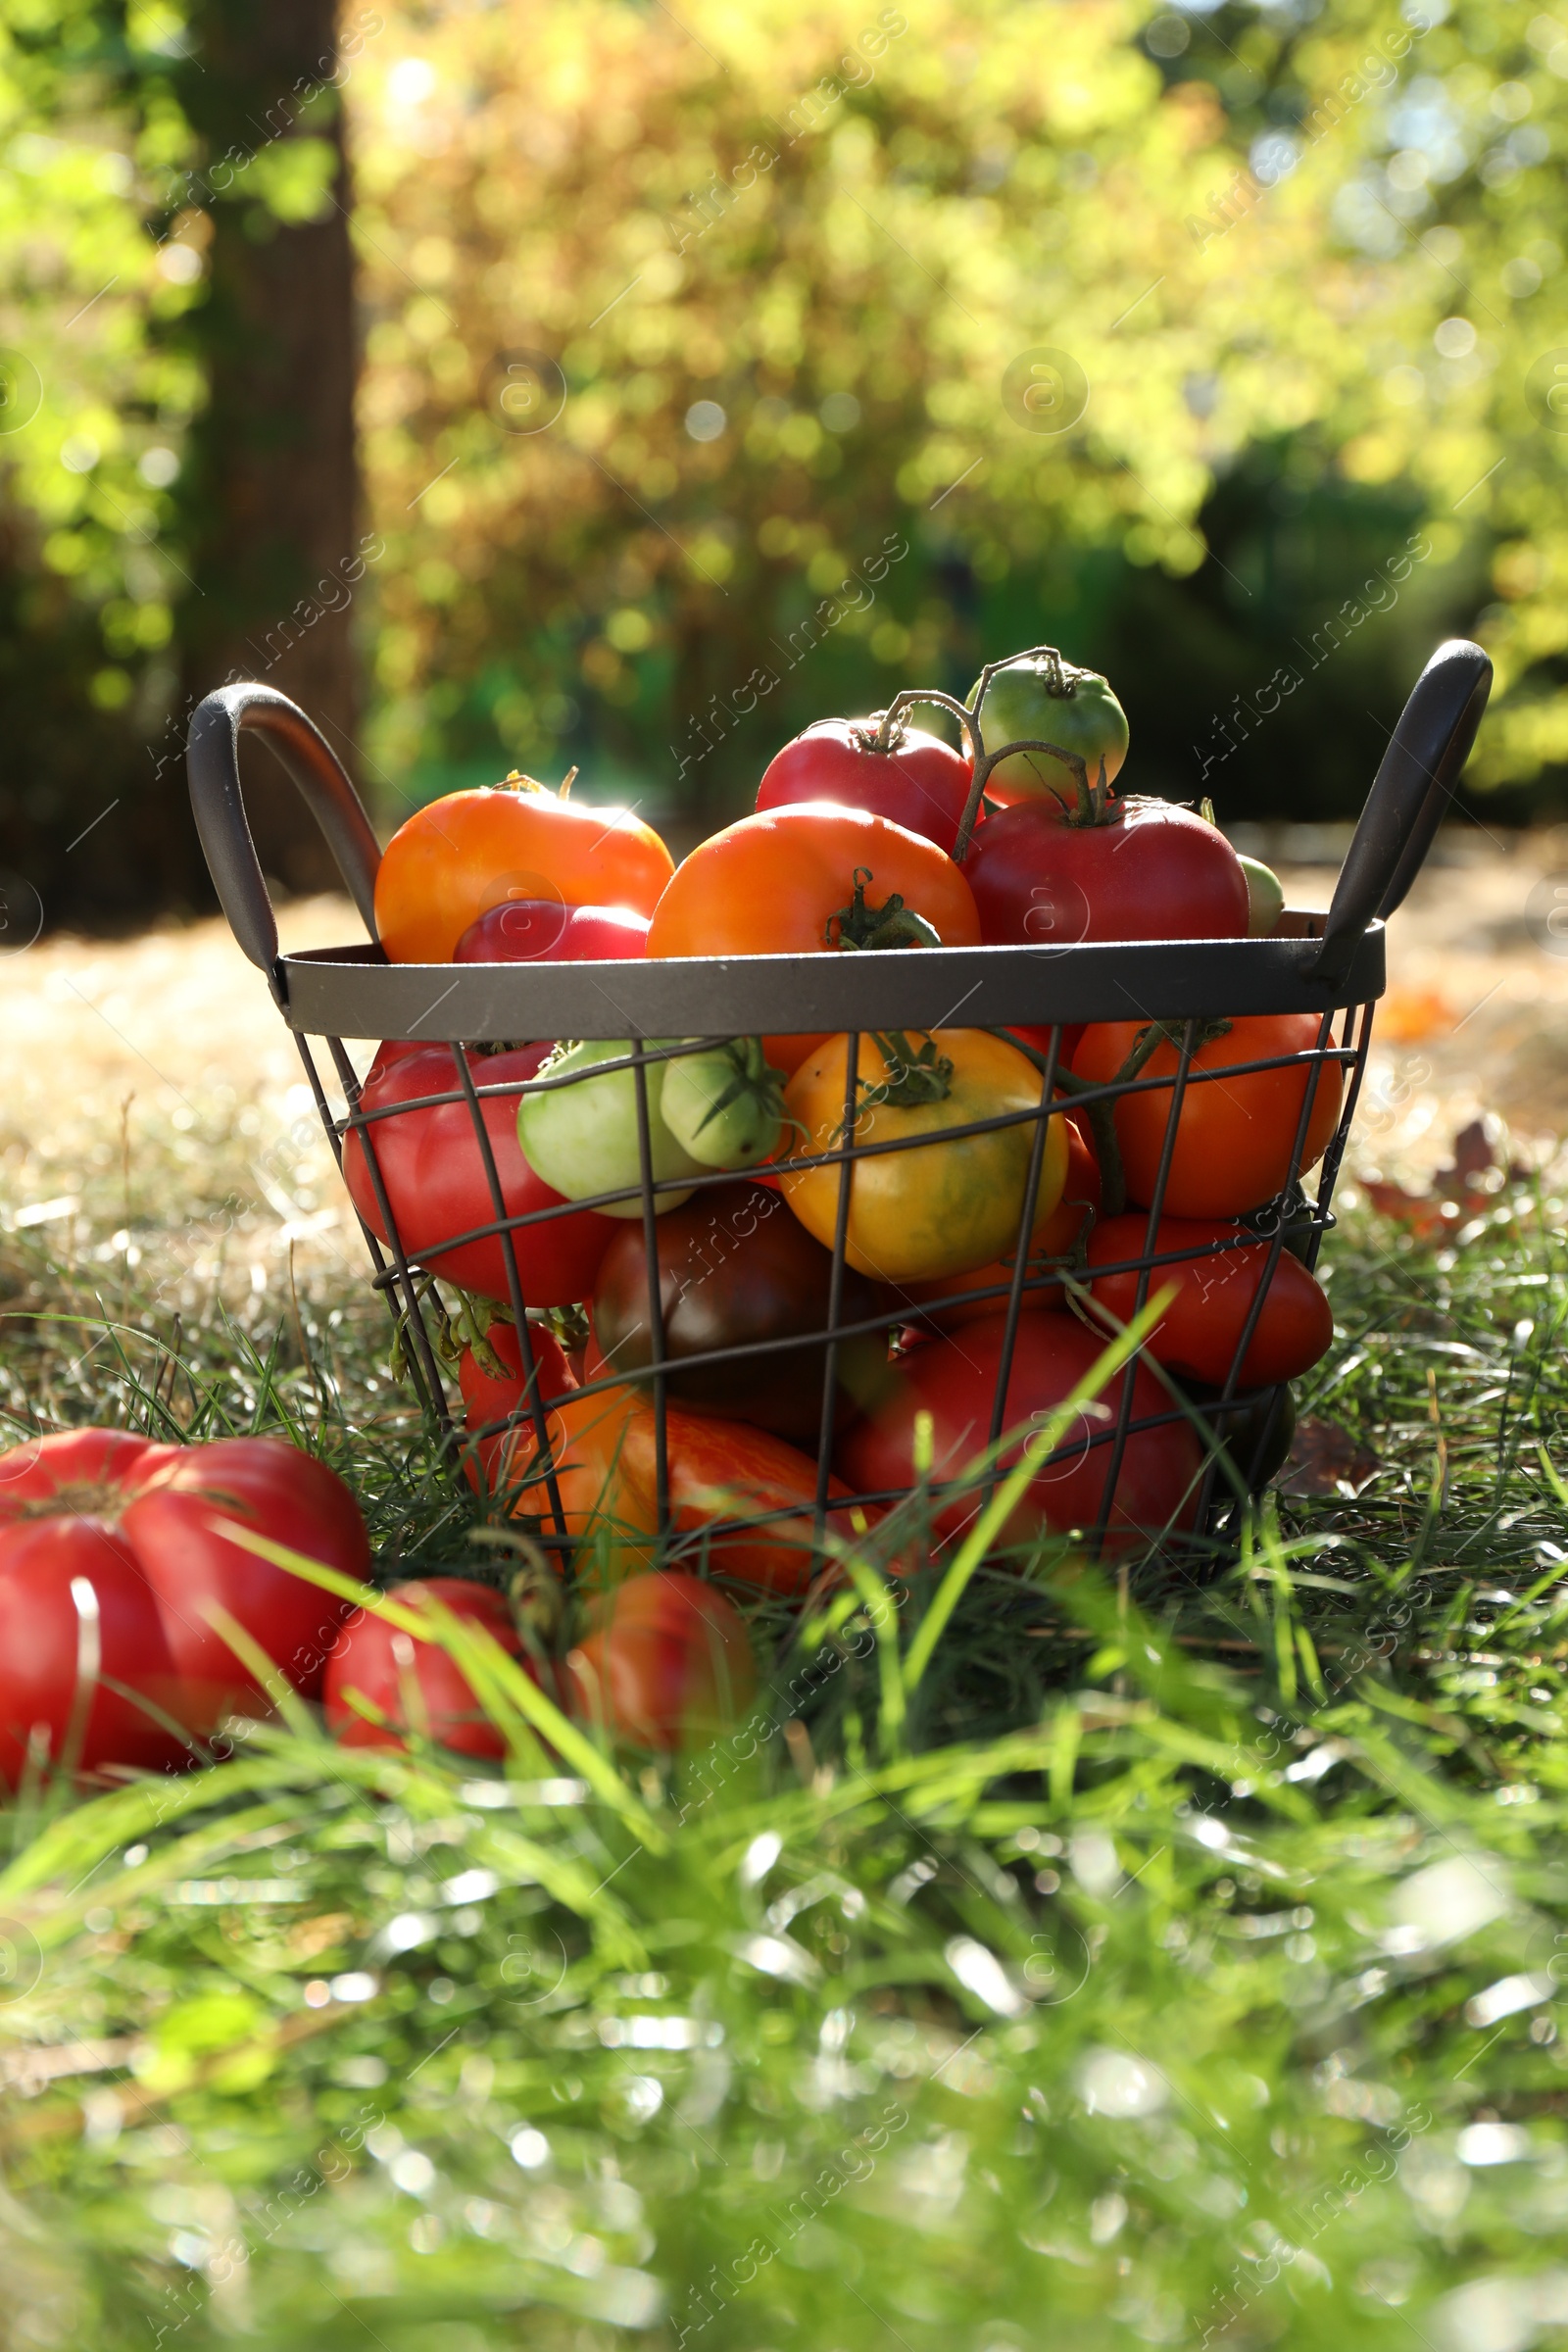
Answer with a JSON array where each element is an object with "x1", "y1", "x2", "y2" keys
[
  {"x1": 756, "y1": 716, "x2": 975, "y2": 855},
  {"x1": 965, "y1": 799, "x2": 1250, "y2": 949},
  {"x1": 892, "y1": 1112, "x2": 1101, "y2": 1332},
  {"x1": 1238, "y1": 856, "x2": 1285, "y2": 939},
  {"x1": 518, "y1": 1039, "x2": 710, "y2": 1216},
  {"x1": 375, "y1": 773, "x2": 673, "y2": 963},
  {"x1": 646, "y1": 803, "x2": 982, "y2": 1072},
  {"x1": 590, "y1": 1181, "x2": 885, "y2": 1443},
  {"x1": 782, "y1": 1028, "x2": 1070, "y2": 1283},
  {"x1": 0, "y1": 1429, "x2": 369, "y2": 1770},
  {"x1": 837, "y1": 1309, "x2": 1201, "y2": 1552},
  {"x1": 342, "y1": 1044, "x2": 616, "y2": 1304},
  {"x1": 659, "y1": 1038, "x2": 785, "y2": 1171},
  {"x1": 564, "y1": 1571, "x2": 756, "y2": 1751},
  {"x1": 324, "y1": 1578, "x2": 534, "y2": 1758},
  {"x1": 969, "y1": 653, "x2": 1129, "y2": 806},
  {"x1": 457, "y1": 1320, "x2": 576, "y2": 1494},
  {"x1": 455, "y1": 900, "x2": 651, "y2": 963},
  {"x1": 1086, "y1": 1215, "x2": 1334, "y2": 1387},
  {"x1": 617, "y1": 1403, "x2": 870, "y2": 1594},
  {"x1": 497, "y1": 1379, "x2": 659, "y2": 1553},
  {"x1": 0, "y1": 1516, "x2": 189, "y2": 1783},
  {"x1": 1072, "y1": 1015, "x2": 1344, "y2": 1218}
]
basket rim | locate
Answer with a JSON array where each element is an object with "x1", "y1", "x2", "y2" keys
[{"x1": 272, "y1": 908, "x2": 1384, "y2": 1042}]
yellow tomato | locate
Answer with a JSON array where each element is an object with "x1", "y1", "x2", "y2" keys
[{"x1": 781, "y1": 1028, "x2": 1070, "y2": 1283}]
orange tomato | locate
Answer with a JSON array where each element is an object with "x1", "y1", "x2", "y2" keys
[
  {"x1": 375, "y1": 773, "x2": 673, "y2": 963},
  {"x1": 617, "y1": 1404, "x2": 871, "y2": 1595},
  {"x1": 498, "y1": 1380, "x2": 659, "y2": 1558},
  {"x1": 1072, "y1": 1014, "x2": 1344, "y2": 1217},
  {"x1": 645, "y1": 802, "x2": 982, "y2": 1071}
]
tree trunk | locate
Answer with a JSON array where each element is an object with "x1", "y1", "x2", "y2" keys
[{"x1": 175, "y1": 0, "x2": 363, "y2": 901}]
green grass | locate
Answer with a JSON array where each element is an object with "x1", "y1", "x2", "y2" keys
[{"x1": 2, "y1": 1172, "x2": 1568, "y2": 2349}]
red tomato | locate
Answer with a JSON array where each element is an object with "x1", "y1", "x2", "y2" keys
[
  {"x1": 893, "y1": 1112, "x2": 1101, "y2": 1333},
  {"x1": 0, "y1": 1429, "x2": 370, "y2": 1771},
  {"x1": 454, "y1": 901, "x2": 650, "y2": 964},
  {"x1": 1072, "y1": 1015, "x2": 1344, "y2": 1217},
  {"x1": 756, "y1": 718, "x2": 975, "y2": 855},
  {"x1": 646, "y1": 802, "x2": 982, "y2": 1072},
  {"x1": 965, "y1": 799, "x2": 1250, "y2": 949},
  {"x1": 0, "y1": 1518, "x2": 190, "y2": 1783},
  {"x1": 1086, "y1": 1215, "x2": 1334, "y2": 1388},
  {"x1": 374, "y1": 777, "x2": 672, "y2": 963},
  {"x1": 324, "y1": 1578, "x2": 533, "y2": 1758},
  {"x1": 341, "y1": 1044, "x2": 615, "y2": 1305},
  {"x1": 565, "y1": 1571, "x2": 756, "y2": 1751},
  {"x1": 458, "y1": 1319, "x2": 576, "y2": 1488},
  {"x1": 618, "y1": 1404, "x2": 870, "y2": 1594},
  {"x1": 837, "y1": 1309, "x2": 1201, "y2": 1552}
]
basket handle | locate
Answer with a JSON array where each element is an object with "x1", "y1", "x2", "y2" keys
[
  {"x1": 186, "y1": 682, "x2": 382, "y2": 981},
  {"x1": 1311, "y1": 637, "x2": 1492, "y2": 986}
]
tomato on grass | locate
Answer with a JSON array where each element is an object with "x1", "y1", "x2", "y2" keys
[
  {"x1": 1086, "y1": 1214, "x2": 1333, "y2": 1388},
  {"x1": 324, "y1": 1578, "x2": 539, "y2": 1759},
  {"x1": 837, "y1": 1309, "x2": 1201, "y2": 1552},
  {"x1": 0, "y1": 1429, "x2": 369, "y2": 1773},
  {"x1": 565, "y1": 1571, "x2": 756, "y2": 1751},
  {"x1": 1071, "y1": 1015, "x2": 1344, "y2": 1218}
]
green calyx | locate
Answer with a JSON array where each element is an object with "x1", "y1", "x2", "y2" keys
[
  {"x1": 827, "y1": 868, "x2": 943, "y2": 953},
  {"x1": 863, "y1": 1030, "x2": 955, "y2": 1111}
]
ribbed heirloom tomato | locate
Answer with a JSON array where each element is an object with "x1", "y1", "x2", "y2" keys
[
  {"x1": 0, "y1": 1430, "x2": 369, "y2": 1777},
  {"x1": 893, "y1": 1111, "x2": 1102, "y2": 1331},
  {"x1": 646, "y1": 803, "x2": 981, "y2": 1071},
  {"x1": 1072, "y1": 1015, "x2": 1344, "y2": 1217},
  {"x1": 375, "y1": 772, "x2": 673, "y2": 963}
]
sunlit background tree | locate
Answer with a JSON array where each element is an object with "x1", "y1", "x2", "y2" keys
[{"x1": 5, "y1": 0, "x2": 1568, "y2": 916}]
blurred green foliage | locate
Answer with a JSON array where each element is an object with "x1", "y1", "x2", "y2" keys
[{"x1": 8, "y1": 0, "x2": 1568, "y2": 911}]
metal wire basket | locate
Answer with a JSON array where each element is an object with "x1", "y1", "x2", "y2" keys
[{"x1": 187, "y1": 639, "x2": 1491, "y2": 1573}]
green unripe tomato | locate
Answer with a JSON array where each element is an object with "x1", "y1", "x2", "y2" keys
[
  {"x1": 518, "y1": 1039, "x2": 706, "y2": 1217},
  {"x1": 971, "y1": 655, "x2": 1129, "y2": 808},
  {"x1": 1238, "y1": 854, "x2": 1286, "y2": 938},
  {"x1": 661, "y1": 1038, "x2": 785, "y2": 1170}
]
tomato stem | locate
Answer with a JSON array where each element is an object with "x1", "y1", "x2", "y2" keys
[
  {"x1": 862, "y1": 1030, "x2": 956, "y2": 1109},
  {"x1": 827, "y1": 868, "x2": 944, "y2": 952}
]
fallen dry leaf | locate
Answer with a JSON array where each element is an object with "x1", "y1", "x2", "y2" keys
[{"x1": 1278, "y1": 1417, "x2": 1382, "y2": 1499}]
